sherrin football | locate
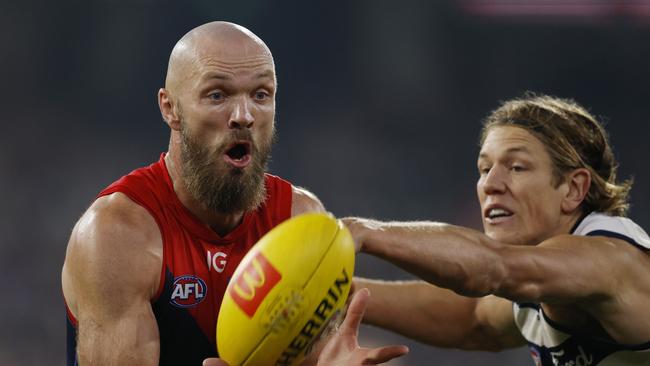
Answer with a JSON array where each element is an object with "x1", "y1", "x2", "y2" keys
[{"x1": 216, "y1": 213, "x2": 356, "y2": 366}]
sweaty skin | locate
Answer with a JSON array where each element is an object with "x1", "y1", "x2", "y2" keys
[
  {"x1": 61, "y1": 22, "x2": 326, "y2": 366},
  {"x1": 62, "y1": 22, "x2": 406, "y2": 366},
  {"x1": 161, "y1": 22, "x2": 278, "y2": 235},
  {"x1": 346, "y1": 126, "x2": 650, "y2": 351}
]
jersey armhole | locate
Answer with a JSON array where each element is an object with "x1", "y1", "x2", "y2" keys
[
  {"x1": 265, "y1": 174, "x2": 293, "y2": 223},
  {"x1": 63, "y1": 293, "x2": 78, "y2": 327}
]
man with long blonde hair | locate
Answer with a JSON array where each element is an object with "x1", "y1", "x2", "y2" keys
[{"x1": 346, "y1": 94, "x2": 650, "y2": 365}]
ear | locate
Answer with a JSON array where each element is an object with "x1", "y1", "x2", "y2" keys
[
  {"x1": 561, "y1": 168, "x2": 591, "y2": 213},
  {"x1": 158, "y1": 88, "x2": 181, "y2": 131}
]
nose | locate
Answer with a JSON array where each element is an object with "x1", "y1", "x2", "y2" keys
[
  {"x1": 480, "y1": 166, "x2": 507, "y2": 195},
  {"x1": 228, "y1": 96, "x2": 254, "y2": 129}
]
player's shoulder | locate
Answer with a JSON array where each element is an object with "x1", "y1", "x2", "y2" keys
[
  {"x1": 291, "y1": 186, "x2": 326, "y2": 216},
  {"x1": 573, "y1": 212, "x2": 650, "y2": 250},
  {"x1": 63, "y1": 192, "x2": 163, "y2": 317},
  {"x1": 538, "y1": 212, "x2": 650, "y2": 283},
  {"x1": 68, "y1": 192, "x2": 162, "y2": 262}
]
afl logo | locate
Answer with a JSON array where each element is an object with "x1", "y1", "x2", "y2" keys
[{"x1": 170, "y1": 275, "x2": 207, "y2": 308}]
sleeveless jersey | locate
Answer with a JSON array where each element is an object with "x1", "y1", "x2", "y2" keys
[
  {"x1": 65, "y1": 153, "x2": 293, "y2": 366},
  {"x1": 513, "y1": 212, "x2": 650, "y2": 366}
]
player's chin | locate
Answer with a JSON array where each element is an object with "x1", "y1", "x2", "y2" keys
[{"x1": 225, "y1": 166, "x2": 245, "y2": 176}]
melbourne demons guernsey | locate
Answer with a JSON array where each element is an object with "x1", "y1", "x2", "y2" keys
[
  {"x1": 514, "y1": 212, "x2": 650, "y2": 366},
  {"x1": 65, "y1": 154, "x2": 293, "y2": 366}
]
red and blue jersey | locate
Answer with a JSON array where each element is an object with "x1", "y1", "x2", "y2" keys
[{"x1": 65, "y1": 153, "x2": 293, "y2": 365}]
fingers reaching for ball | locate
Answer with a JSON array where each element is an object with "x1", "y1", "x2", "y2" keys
[
  {"x1": 339, "y1": 287, "x2": 370, "y2": 337},
  {"x1": 315, "y1": 288, "x2": 409, "y2": 366}
]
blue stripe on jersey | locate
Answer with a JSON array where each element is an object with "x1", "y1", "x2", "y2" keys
[
  {"x1": 152, "y1": 268, "x2": 217, "y2": 366},
  {"x1": 66, "y1": 313, "x2": 78, "y2": 366},
  {"x1": 586, "y1": 230, "x2": 649, "y2": 251},
  {"x1": 517, "y1": 302, "x2": 540, "y2": 310},
  {"x1": 519, "y1": 302, "x2": 650, "y2": 351},
  {"x1": 569, "y1": 212, "x2": 590, "y2": 234},
  {"x1": 65, "y1": 269, "x2": 217, "y2": 366}
]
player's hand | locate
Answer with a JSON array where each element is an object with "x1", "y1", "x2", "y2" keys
[
  {"x1": 316, "y1": 288, "x2": 409, "y2": 366},
  {"x1": 341, "y1": 217, "x2": 374, "y2": 253},
  {"x1": 203, "y1": 358, "x2": 228, "y2": 366}
]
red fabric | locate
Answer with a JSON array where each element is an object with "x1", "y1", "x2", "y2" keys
[{"x1": 66, "y1": 153, "x2": 293, "y2": 348}]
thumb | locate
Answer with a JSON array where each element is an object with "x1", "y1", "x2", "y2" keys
[
  {"x1": 203, "y1": 358, "x2": 229, "y2": 366},
  {"x1": 364, "y1": 345, "x2": 410, "y2": 364}
]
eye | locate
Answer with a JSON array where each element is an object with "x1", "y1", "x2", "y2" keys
[
  {"x1": 208, "y1": 91, "x2": 224, "y2": 101},
  {"x1": 478, "y1": 166, "x2": 491, "y2": 175},
  {"x1": 511, "y1": 165, "x2": 526, "y2": 172},
  {"x1": 254, "y1": 90, "x2": 270, "y2": 101}
]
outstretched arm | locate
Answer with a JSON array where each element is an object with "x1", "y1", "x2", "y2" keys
[
  {"x1": 345, "y1": 218, "x2": 628, "y2": 304},
  {"x1": 344, "y1": 217, "x2": 650, "y2": 346}
]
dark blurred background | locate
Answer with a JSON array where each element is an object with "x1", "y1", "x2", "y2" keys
[{"x1": 2, "y1": 0, "x2": 649, "y2": 365}]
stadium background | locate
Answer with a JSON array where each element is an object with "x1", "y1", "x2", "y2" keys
[{"x1": 2, "y1": 1, "x2": 649, "y2": 365}]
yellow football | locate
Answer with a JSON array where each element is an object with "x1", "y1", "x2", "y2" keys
[{"x1": 216, "y1": 213, "x2": 355, "y2": 366}]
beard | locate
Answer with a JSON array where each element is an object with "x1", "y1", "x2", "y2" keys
[{"x1": 179, "y1": 120, "x2": 274, "y2": 215}]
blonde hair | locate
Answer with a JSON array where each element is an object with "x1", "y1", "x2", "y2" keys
[{"x1": 480, "y1": 93, "x2": 632, "y2": 216}]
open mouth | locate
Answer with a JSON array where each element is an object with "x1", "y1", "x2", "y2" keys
[
  {"x1": 484, "y1": 207, "x2": 514, "y2": 223},
  {"x1": 223, "y1": 141, "x2": 252, "y2": 168}
]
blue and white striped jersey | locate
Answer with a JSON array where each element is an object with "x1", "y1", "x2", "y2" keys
[{"x1": 513, "y1": 212, "x2": 650, "y2": 366}]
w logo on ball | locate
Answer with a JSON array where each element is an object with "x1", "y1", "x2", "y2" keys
[{"x1": 229, "y1": 251, "x2": 281, "y2": 317}]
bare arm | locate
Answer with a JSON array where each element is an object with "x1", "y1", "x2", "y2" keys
[
  {"x1": 355, "y1": 278, "x2": 524, "y2": 351},
  {"x1": 61, "y1": 193, "x2": 163, "y2": 365},
  {"x1": 345, "y1": 218, "x2": 650, "y2": 343},
  {"x1": 347, "y1": 219, "x2": 629, "y2": 303}
]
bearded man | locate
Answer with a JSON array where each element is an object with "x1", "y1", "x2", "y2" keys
[{"x1": 61, "y1": 21, "x2": 407, "y2": 366}]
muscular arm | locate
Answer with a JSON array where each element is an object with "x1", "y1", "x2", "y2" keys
[
  {"x1": 355, "y1": 278, "x2": 524, "y2": 351},
  {"x1": 349, "y1": 219, "x2": 627, "y2": 303},
  {"x1": 61, "y1": 193, "x2": 163, "y2": 365},
  {"x1": 346, "y1": 219, "x2": 650, "y2": 343}
]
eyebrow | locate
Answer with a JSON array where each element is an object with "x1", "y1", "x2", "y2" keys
[{"x1": 478, "y1": 146, "x2": 531, "y2": 159}]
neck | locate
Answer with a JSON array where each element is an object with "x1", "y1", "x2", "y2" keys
[
  {"x1": 164, "y1": 140, "x2": 244, "y2": 236},
  {"x1": 557, "y1": 209, "x2": 586, "y2": 237}
]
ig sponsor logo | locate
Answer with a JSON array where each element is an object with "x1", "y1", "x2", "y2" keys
[
  {"x1": 170, "y1": 275, "x2": 207, "y2": 308},
  {"x1": 207, "y1": 250, "x2": 228, "y2": 273}
]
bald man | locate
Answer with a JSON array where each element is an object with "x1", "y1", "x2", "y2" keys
[{"x1": 61, "y1": 22, "x2": 406, "y2": 366}]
